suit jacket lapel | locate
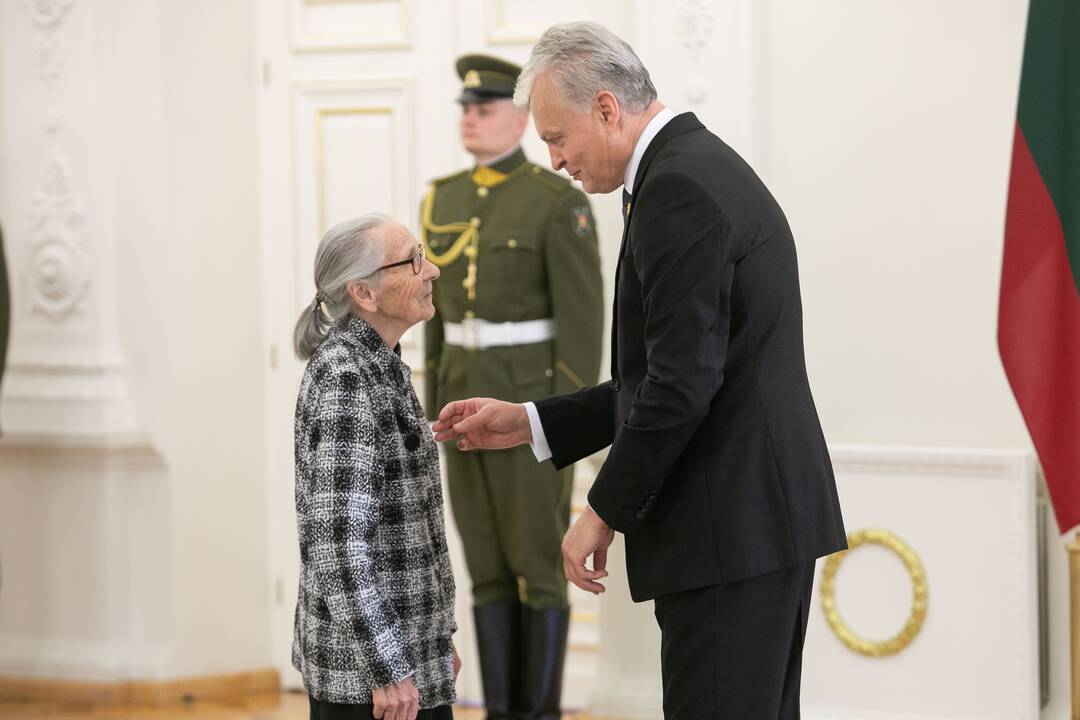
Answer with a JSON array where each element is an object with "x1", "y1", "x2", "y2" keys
[
  {"x1": 610, "y1": 112, "x2": 705, "y2": 383},
  {"x1": 618, "y1": 112, "x2": 704, "y2": 254}
]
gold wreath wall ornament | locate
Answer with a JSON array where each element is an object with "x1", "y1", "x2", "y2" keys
[{"x1": 820, "y1": 528, "x2": 928, "y2": 658}]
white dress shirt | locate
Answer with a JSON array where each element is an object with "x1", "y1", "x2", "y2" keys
[
  {"x1": 526, "y1": 106, "x2": 677, "y2": 463},
  {"x1": 623, "y1": 106, "x2": 675, "y2": 196}
]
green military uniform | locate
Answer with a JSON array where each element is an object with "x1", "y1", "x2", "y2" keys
[
  {"x1": 0, "y1": 223, "x2": 9, "y2": 433},
  {"x1": 422, "y1": 55, "x2": 603, "y2": 720},
  {"x1": 423, "y1": 146, "x2": 604, "y2": 599}
]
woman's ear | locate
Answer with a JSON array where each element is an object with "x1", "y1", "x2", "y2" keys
[{"x1": 346, "y1": 279, "x2": 379, "y2": 314}]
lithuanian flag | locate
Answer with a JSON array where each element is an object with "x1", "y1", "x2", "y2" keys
[{"x1": 998, "y1": 0, "x2": 1080, "y2": 533}]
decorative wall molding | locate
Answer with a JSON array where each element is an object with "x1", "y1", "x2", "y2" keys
[
  {"x1": 674, "y1": 0, "x2": 715, "y2": 62},
  {"x1": 7, "y1": 346, "x2": 125, "y2": 372},
  {"x1": 674, "y1": 0, "x2": 716, "y2": 105},
  {"x1": 2, "y1": 0, "x2": 138, "y2": 436},
  {"x1": 586, "y1": 445, "x2": 1040, "y2": 720},
  {"x1": 291, "y1": 79, "x2": 419, "y2": 360},
  {"x1": 485, "y1": 0, "x2": 548, "y2": 45},
  {"x1": 27, "y1": 151, "x2": 89, "y2": 320},
  {"x1": 803, "y1": 446, "x2": 1039, "y2": 719},
  {"x1": 0, "y1": 431, "x2": 163, "y2": 471},
  {"x1": 314, "y1": 106, "x2": 398, "y2": 235},
  {"x1": 290, "y1": 0, "x2": 411, "y2": 52},
  {"x1": 829, "y1": 444, "x2": 1029, "y2": 478},
  {"x1": 20, "y1": 0, "x2": 76, "y2": 86}
]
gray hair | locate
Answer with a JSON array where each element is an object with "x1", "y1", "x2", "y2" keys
[
  {"x1": 514, "y1": 22, "x2": 657, "y2": 114},
  {"x1": 293, "y1": 214, "x2": 391, "y2": 360}
]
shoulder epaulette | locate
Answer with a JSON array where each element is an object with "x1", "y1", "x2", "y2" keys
[
  {"x1": 430, "y1": 168, "x2": 471, "y2": 187},
  {"x1": 523, "y1": 163, "x2": 573, "y2": 194}
]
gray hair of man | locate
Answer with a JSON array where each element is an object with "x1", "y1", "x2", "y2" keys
[
  {"x1": 293, "y1": 214, "x2": 391, "y2": 360},
  {"x1": 513, "y1": 21, "x2": 657, "y2": 114}
]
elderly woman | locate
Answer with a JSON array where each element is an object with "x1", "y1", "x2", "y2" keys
[{"x1": 292, "y1": 215, "x2": 458, "y2": 720}]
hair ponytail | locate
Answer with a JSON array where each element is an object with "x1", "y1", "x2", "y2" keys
[{"x1": 292, "y1": 215, "x2": 391, "y2": 360}]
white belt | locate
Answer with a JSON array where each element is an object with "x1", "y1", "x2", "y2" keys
[{"x1": 444, "y1": 318, "x2": 555, "y2": 351}]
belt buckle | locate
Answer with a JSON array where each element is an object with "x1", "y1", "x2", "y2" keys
[{"x1": 461, "y1": 317, "x2": 481, "y2": 351}]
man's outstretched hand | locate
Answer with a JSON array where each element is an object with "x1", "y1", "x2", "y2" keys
[{"x1": 432, "y1": 398, "x2": 533, "y2": 451}]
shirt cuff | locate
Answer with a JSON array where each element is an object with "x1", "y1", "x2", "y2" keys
[{"x1": 524, "y1": 401, "x2": 553, "y2": 463}]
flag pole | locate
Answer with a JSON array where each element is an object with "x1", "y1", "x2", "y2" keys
[{"x1": 1071, "y1": 530, "x2": 1080, "y2": 720}]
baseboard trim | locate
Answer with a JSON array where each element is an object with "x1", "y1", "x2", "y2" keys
[{"x1": 0, "y1": 668, "x2": 280, "y2": 706}]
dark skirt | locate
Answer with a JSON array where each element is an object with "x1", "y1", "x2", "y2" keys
[{"x1": 309, "y1": 695, "x2": 453, "y2": 720}]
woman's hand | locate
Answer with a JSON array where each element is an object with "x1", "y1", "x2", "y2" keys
[
  {"x1": 372, "y1": 676, "x2": 419, "y2": 720},
  {"x1": 452, "y1": 642, "x2": 462, "y2": 682}
]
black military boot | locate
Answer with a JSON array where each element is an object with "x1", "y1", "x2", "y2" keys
[
  {"x1": 521, "y1": 606, "x2": 570, "y2": 720},
  {"x1": 474, "y1": 603, "x2": 524, "y2": 719}
]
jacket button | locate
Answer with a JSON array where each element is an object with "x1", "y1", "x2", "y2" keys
[{"x1": 613, "y1": 380, "x2": 622, "y2": 391}]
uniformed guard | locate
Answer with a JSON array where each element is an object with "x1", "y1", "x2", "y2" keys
[
  {"x1": 422, "y1": 54, "x2": 603, "y2": 720},
  {"x1": 0, "y1": 222, "x2": 9, "y2": 435}
]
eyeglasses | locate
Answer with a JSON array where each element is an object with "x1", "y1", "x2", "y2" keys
[{"x1": 374, "y1": 243, "x2": 425, "y2": 275}]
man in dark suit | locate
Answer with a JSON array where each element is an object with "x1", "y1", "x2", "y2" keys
[{"x1": 434, "y1": 21, "x2": 846, "y2": 719}]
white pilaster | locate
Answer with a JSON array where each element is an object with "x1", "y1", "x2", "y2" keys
[{"x1": 0, "y1": 0, "x2": 135, "y2": 436}]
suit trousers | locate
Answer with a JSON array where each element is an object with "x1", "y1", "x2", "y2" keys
[
  {"x1": 308, "y1": 696, "x2": 453, "y2": 719},
  {"x1": 652, "y1": 561, "x2": 815, "y2": 719}
]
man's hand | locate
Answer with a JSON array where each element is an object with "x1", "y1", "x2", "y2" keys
[
  {"x1": 452, "y1": 642, "x2": 462, "y2": 682},
  {"x1": 372, "y1": 676, "x2": 419, "y2": 720},
  {"x1": 562, "y1": 506, "x2": 614, "y2": 594},
  {"x1": 432, "y1": 398, "x2": 532, "y2": 451}
]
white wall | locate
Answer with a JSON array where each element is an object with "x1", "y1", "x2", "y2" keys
[
  {"x1": 757, "y1": 0, "x2": 1031, "y2": 450},
  {"x1": 153, "y1": 0, "x2": 270, "y2": 677},
  {"x1": 1, "y1": 0, "x2": 270, "y2": 681},
  {"x1": 755, "y1": 4, "x2": 1072, "y2": 715}
]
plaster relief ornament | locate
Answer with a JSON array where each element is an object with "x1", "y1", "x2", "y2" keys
[
  {"x1": 21, "y1": 0, "x2": 76, "y2": 86},
  {"x1": 28, "y1": 153, "x2": 89, "y2": 319}
]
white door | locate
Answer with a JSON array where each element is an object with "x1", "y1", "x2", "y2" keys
[{"x1": 255, "y1": 0, "x2": 633, "y2": 704}]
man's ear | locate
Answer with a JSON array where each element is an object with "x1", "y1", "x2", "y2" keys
[
  {"x1": 347, "y1": 279, "x2": 379, "y2": 314},
  {"x1": 595, "y1": 90, "x2": 621, "y2": 130}
]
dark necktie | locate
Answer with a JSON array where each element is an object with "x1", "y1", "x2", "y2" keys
[{"x1": 622, "y1": 188, "x2": 631, "y2": 228}]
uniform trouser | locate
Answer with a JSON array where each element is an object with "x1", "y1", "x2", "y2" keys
[
  {"x1": 443, "y1": 441, "x2": 571, "y2": 608},
  {"x1": 652, "y1": 561, "x2": 816, "y2": 719}
]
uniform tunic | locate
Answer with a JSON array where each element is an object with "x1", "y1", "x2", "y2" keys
[{"x1": 421, "y1": 147, "x2": 604, "y2": 607}]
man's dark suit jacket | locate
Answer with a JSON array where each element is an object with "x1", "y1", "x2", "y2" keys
[{"x1": 536, "y1": 113, "x2": 846, "y2": 602}]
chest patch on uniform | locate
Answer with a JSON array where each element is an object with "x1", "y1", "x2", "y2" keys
[{"x1": 571, "y1": 206, "x2": 593, "y2": 238}]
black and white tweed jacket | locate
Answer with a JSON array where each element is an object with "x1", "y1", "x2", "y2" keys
[{"x1": 292, "y1": 315, "x2": 456, "y2": 708}]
